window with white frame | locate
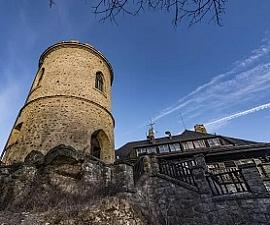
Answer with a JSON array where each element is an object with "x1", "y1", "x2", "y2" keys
[
  {"x1": 207, "y1": 138, "x2": 221, "y2": 147},
  {"x1": 147, "y1": 146, "x2": 157, "y2": 153},
  {"x1": 158, "y1": 144, "x2": 169, "y2": 153},
  {"x1": 136, "y1": 147, "x2": 147, "y2": 156},
  {"x1": 224, "y1": 161, "x2": 236, "y2": 168},
  {"x1": 136, "y1": 146, "x2": 157, "y2": 156},
  {"x1": 207, "y1": 163, "x2": 220, "y2": 170},
  {"x1": 193, "y1": 140, "x2": 206, "y2": 148},
  {"x1": 182, "y1": 141, "x2": 194, "y2": 150},
  {"x1": 169, "y1": 143, "x2": 181, "y2": 152}
]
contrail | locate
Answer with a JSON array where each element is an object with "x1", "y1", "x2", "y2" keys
[
  {"x1": 152, "y1": 36, "x2": 270, "y2": 122},
  {"x1": 206, "y1": 103, "x2": 270, "y2": 126}
]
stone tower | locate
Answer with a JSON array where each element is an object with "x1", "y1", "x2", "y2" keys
[{"x1": 2, "y1": 41, "x2": 115, "y2": 164}]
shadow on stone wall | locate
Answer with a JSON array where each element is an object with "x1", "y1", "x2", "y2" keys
[
  {"x1": 0, "y1": 145, "x2": 127, "y2": 212},
  {"x1": 1, "y1": 146, "x2": 270, "y2": 225}
]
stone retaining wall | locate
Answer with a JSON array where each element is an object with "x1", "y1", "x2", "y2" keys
[{"x1": 1, "y1": 148, "x2": 270, "y2": 225}]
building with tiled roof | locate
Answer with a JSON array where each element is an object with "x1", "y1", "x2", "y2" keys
[{"x1": 116, "y1": 125, "x2": 270, "y2": 176}]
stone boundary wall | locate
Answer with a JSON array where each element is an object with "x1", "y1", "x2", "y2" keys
[
  {"x1": 1, "y1": 147, "x2": 270, "y2": 225},
  {"x1": 132, "y1": 154, "x2": 270, "y2": 225}
]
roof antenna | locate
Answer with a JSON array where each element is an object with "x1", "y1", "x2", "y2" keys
[
  {"x1": 179, "y1": 112, "x2": 186, "y2": 130},
  {"x1": 147, "y1": 118, "x2": 156, "y2": 129},
  {"x1": 146, "y1": 119, "x2": 156, "y2": 143}
]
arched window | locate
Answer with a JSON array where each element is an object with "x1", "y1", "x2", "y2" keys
[
  {"x1": 90, "y1": 130, "x2": 113, "y2": 163},
  {"x1": 91, "y1": 132, "x2": 101, "y2": 159},
  {"x1": 95, "y1": 72, "x2": 104, "y2": 92}
]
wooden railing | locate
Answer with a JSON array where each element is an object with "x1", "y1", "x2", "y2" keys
[
  {"x1": 257, "y1": 164, "x2": 270, "y2": 179},
  {"x1": 156, "y1": 157, "x2": 197, "y2": 169},
  {"x1": 133, "y1": 157, "x2": 145, "y2": 183},
  {"x1": 158, "y1": 159, "x2": 196, "y2": 186},
  {"x1": 206, "y1": 170, "x2": 249, "y2": 196},
  {"x1": 171, "y1": 158, "x2": 196, "y2": 169},
  {"x1": 209, "y1": 167, "x2": 238, "y2": 174}
]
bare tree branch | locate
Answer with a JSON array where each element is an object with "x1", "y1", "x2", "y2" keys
[
  {"x1": 49, "y1": 0, "x2": 56, "y2": 8},
  {"x1": 48, "y1": 0, "x2": 226, "y2": 26},
  {"x1": 92, "y1": 0, "x2": 226, "y2": 25}
]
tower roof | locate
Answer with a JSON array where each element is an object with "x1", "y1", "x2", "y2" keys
[{"x1": 38, "y1": 40, "x2": 114, "y2": 85}]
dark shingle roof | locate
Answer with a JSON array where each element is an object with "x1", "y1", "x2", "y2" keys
[
  {"x1": 116, "y1": 130, "x2": 264, "y2": 159},
  {"x1": 221, "y1": 136, "x2": 258, "y2": 145}
]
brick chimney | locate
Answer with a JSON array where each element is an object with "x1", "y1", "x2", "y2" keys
[
  {"x1": 147, "y1": 125, "x2": 156, "y2": 143},
  {"x1": 194, "y1": 124, "x2": 207, "y2": 134}
]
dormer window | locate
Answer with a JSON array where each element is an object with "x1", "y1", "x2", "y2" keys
[
  {"x1": 207, "y1": 138, "x2": 221, "y2": 147},
  {"x1": 193, "y1": 140, "x2": 206, "y2": 148},
  {"x1": 182, "y1": 141, "x2": 194, "y2": 150},
  {"x1": 95, "y1": 72, "x2": 104, "y2": 92}
]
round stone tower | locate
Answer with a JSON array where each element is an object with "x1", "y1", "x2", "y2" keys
[{"x1": 2, "y1": 40, "x2": 115, "y2": 164}]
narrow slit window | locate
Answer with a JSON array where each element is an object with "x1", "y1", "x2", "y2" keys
[
  {"x1": 95, "y1": 72, "x2": 104, "y2": 92},
  {"x1": 14, "y1": 122, "x2": 23, "y2": 131},
  {"x1": 36, "y1": 68, "x2": 45, "y2": 87}
]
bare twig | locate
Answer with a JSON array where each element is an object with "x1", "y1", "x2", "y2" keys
[
  {"x1": 93, "y1": 0, "x2": 226, "y2": 25},
  {"x1": 48, "y1": 0, "x2": 226, "y2": 26},
  {"x1": 49, "y1": 0, "x2": 56, "y2": 8}
]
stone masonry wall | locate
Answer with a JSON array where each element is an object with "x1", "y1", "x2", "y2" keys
[
  {"x1": 4, "y1": 97, "x2": 114, "y2": 164},
  {"x1": 28, "y1": 45, "x2": 112, "y2": 111},
  {"x1": 0, "y1": 148, "x2": 147, "y2": 224},
  {"x1": 132, "y1": 155, "x2": 270, "y2": 225},
  {"x1": 135, "y1": 174, "x2": 270, "y2": 225},
  {"x1": 1, "y1": 148, "x2": 270, "y2": 225},
  {"x1": 3, "y1": 42, "x2": 115, "y2": 164}
]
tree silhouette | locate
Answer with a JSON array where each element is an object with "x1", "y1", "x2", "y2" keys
[{"x1": 49, "y1": 0, "x2": 226, "y2": 26}]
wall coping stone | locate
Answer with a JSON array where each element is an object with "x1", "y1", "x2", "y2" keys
[
  {"x1": 213, "y1": 192, "x2": 270, "y2": 202},
  {"x1": 238, "y1": 162, "x2": 257, "y2": 169},
  {"x1": 155, "y1": 173, "x2": 199, "y2": 192},
  {"x1": 113, "y1": 160, "x2": 133, "y2": 166}
]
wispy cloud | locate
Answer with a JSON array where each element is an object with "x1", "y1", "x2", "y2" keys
[
  {"x1": 205, "y1": 102, "x2": 270, "y2": 127},
  {"x1": 121, "y1": 34, "x2": 270, "y2": 141},
  {"x1": 233, "y1": 34, "x2": 270, "y2": 70},
  {"x1": 0, "y1": 74, "x2": 25, "y2": 155},
  {"x1": 152, "y1": 34, "x2": 270, "y2": 129},
  {"x1": 0, "y1": 7, "x2": 38, "y2": 154}
]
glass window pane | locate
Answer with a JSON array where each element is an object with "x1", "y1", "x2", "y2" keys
[
  {"x1": 95, "y1": 72, "x2": 104, "y2": 92},
  {"x1": 147, "y1": 146, "x2": 156, "y2": 153},
  {"x1": 169, "y1": 143, "x2": 181, "y2": 152},
  {"x1": 187, "y1": 141, "x2": 194, "y2": 149},
  {"x1": 193, "y1": 140, "x2": 206, "y2": 148},
  {"x1": 158, "y1": 144, "x2": 169, "y2": 153},
  {"x1": 169, "y1": 144, "x2": 175, "y2": 151},
  {"x1": 136, "y1": 147, "x2": 147, "y2": 156},
  {"x1": 174, "y1": 143, "x2": 181, "y2": 151},
  {"x1": 213, "y1": 138, "x2": 221, "y2": 145},
  {"x1": 182, "y1": 141, "x2": 194, "y2": 150},
  {"x1": 208, "y1": 138, "x2": 221, "y2": 146}
]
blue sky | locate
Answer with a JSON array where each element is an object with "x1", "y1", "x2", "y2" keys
[{"x1": 1, "y1": 0, "x2": 270, "y2": 154}]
